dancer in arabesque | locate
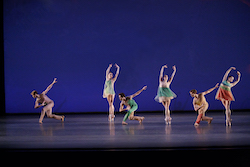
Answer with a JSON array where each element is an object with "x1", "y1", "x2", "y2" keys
[
  {"x1": 189, "y1": 83, "x2": 219, "y2": 126},
  {"x1": 103, "y1": 63, "x2": 120, "y2": 121},
  {"x1": 31, "y1": 78, "x2": 65, "y2": 123},
  {"x1": 155, "y1": 65, "x2": 177, "y2": 125},
  {"x1": 215, "y1": 67, "x2": 241, "y2": 126}
]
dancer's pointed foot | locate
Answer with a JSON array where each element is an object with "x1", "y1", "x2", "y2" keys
[
  {"x1": 165, "y1": 117, "x2": 172, "y2": 125},
  {"x1": 208, "y1": 117, "x2": 213, "y2": 124},
  {"x1": 61, "y1": 115, "x2": 65, "y2": 122},
  {"x1": 139, "y1": 117, "x2": 145, "y2": 124},
  {"x1": 122, "y1": 121, "x2": 128, "y2": 125},
  {"x1": 226, "y1": 119, "x2": 232, "y2": 126}
]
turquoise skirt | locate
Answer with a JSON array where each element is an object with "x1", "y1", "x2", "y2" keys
[{"x1": 155, "y1": 87, "x2": 177, "y2": 103}]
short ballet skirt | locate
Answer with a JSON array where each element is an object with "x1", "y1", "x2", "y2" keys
[
  {"x1": 103, "y1": 80, "x2": 115, "y2": 98},
  {"x1": 215, "y1": 83, "x2": 235, "y2": 101},
  {"x1": 154, "y1": 87, "x2": 177, "y2": 103}
]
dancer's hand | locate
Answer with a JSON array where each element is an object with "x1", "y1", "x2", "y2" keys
[
  {"x1": 115, "y1": 63, "x2": 119, "y2": 68},
  {"x1": 163, "y1": 65, "x2": 167, "y2": 68},
  {"x1": 109, "y1": 64, "x2": 112, "y2": 68},
  {"x1": 172, "y1": 65, "x2": 176, "y2": 71},
  {"x1": 41, "y1": 101, "x2": 46, "y2": 106},
  {"x1": 230, "y1": 67, "x2": 236, "y2": 70},
  {"x1": 142, "y1": 86, "x2": 147, "y2": 90},
  {"x1": 237, "y1": 71, "x2": 241, "y2": 76},
  {"x1": 215, "y1": 83, "x2": 219, "y2": 88},
  {"x1": 53, "y1": 78, "x2": 57, "y2": 84}
]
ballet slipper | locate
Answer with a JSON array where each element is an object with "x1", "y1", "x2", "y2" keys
[{"x1": 194, "y1": 122, "x2": 199, "y2": 126}]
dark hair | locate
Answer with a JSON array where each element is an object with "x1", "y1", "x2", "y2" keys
[
  {"x1": 189, "y1": 89, "x2": 197, "y2": 94},
  {"x1": 119, "y1": 93, "x2": 126, "y2": 97},
  {"x1": 30, "y1": 90, "x2": 38, "y2": 98},
  {"x1": 227, "y1": 75, "x2": 233, "y2": 80}
]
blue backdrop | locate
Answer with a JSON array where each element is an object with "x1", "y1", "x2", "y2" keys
[{"x1": 4, "y1": 0, "x2": 250, "y2": 113}]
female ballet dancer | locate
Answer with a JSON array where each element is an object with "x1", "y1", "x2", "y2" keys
[
  {"x1": 215, "y1": 67, "x2": 241, "y2": 126},
  {"x1": 103, "y1": 63, "x2": 120, "y2": 121},
  {"x1": 119, "y1": 86, "x2": 147, "y2": 125},
  {"x1": 155, "y1": 65, "x2": 177, "y2": 125},
  {"x1": 31, "y1": 78, "x2": 65, "y2": 123},
  {"x1": 189, "y1": 83, "x2": 219, "y2": 126}
]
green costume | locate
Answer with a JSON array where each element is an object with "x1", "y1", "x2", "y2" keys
[
  {"x1": 103, "y1": 80, "x2": 115, "y2": 98},
  {"x1": 123, "y1": 99, "x2": 138, "y2": 122}
]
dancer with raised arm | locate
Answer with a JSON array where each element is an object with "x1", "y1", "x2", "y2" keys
[
  {"x1": 155, "y1": 65, "x2": 177, "y2": 125},
  {"x1": 215, "y1": 67, "x2": 241, "y2": 126},
  {"x1": 189, "y1": 83, "x2": 219, "y2": 126},
  {"x1": 103, "y1": 63, "x2": 120, "y2": 121},
  {"x1": 31, "y1": 78, "x2": 65, "y2": 123},
  {"x1": 119, "y1": 86, "x2": 147, "y2": 125}
]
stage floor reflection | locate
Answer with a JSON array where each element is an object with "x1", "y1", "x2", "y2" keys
[{"x1": 1, "y1": 111, "x2": 250, "y2": 151}]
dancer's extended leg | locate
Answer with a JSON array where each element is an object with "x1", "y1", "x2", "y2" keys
[
  {"x1": 162, "y1": 99, "x2": 171, "y2": 124},
  {"x1": 44, "y1": 102, "x2": 64, "y2": 121},
  {"x1": 107, "y1": 95, "x2": 115, "y2": 121}
]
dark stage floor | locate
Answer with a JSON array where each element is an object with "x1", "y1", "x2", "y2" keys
[{"x1": 1, "y1": 111, "x2": 250, "y2": 151}]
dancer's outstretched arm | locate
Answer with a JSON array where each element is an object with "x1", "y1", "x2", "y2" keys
[
  {"x1": 159, "y1": 65, "x2": 167, "y2": 82},
  {"x1": 168, "y1": 65, "x2": 176, "y2": 84},
  {"x1": 231, "y1": 71, "x2": 241, "y2": 87},
  {"x1": 203, "y1": 83, "x2": 219, "y2": 95},
  {"x1": 119, "y1": 102, "x2": 126, "y2": 112},
  {"x1": 42, "y1": 78, "x2": 57, "y2": 95},
  {"x1": 130, "y1": 86, "x2": 147, "y2": 99},
  {"x1": 105, "y1": 64, "x2": 112, "y2": 79},
  {"x1": 113, "y1": 63, "x2": 120, "y2": 82},
  {"x1": 222, "y1": 67, "x2": 236, "y2": 82}
]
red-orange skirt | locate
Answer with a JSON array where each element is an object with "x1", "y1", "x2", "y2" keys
[{"x1": 215, "y1": 87, "x2": 235, "y2": 101}]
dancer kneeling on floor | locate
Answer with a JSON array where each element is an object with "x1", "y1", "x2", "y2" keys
[
  {"x1": 31, "y1": 78, "x2": 65, "y2": 124},
  {"x1": 119, "y1": 86, "x2": 147, "y2": 125},
  {"x1": 189, "y1": 83, "x2": 219, "y2": 126}
]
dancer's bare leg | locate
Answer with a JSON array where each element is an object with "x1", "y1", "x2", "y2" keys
[
  {"x1": 222, "y1": 99, "x2": 231, "y2": 126},
  {"x1": 200, "y1": 109, "x2": 213, "y2": 124},
  {"x1": 128, "y1": 112, "x2": 144, "y2": 124},
  {"x1": 107, "y1": 95, "x2": 115, "y2": 121},
  {"x1": 44, "y1": 103, "x2": 64, "y2": 121},
  {"x1": 162, "y1": 99, "x2": 171, "y2": 124},
  {"x1": 39, "y1": 109, "x2": 46, "y2": 123}
]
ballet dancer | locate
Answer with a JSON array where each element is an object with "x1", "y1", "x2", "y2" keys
[
  {"x1": 155, "y1": 65, "x2": 177, "y2": 124},
  {"x1": 215, "y1": 67, "x2": 241, "y2": 126},
  {"x1": 31, "y1": 78, "x2": 65, "y2": 123},
  {"x1": 189, "y1": 83, "x2": 219, "y2": 126},
  {"x1": 103, "y1": 63, "x2": 120, "y2": 121},
  {"x1": 119, "y1": 86, "x2": 147, "y2": 125}
]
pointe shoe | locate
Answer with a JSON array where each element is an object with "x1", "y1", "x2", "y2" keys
[
  {"x1": 108, "y1": 115, "x2": 115, "y2": 122},
  {"x1": 111, "y1": 115, "x2": 115, "y2": 121},
  {"x1": 165, "y1": 117, "x2": 172, "y2": 125},
  {"x1": 226, "y1": 119, "x2": 232, "y2": 126}
]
